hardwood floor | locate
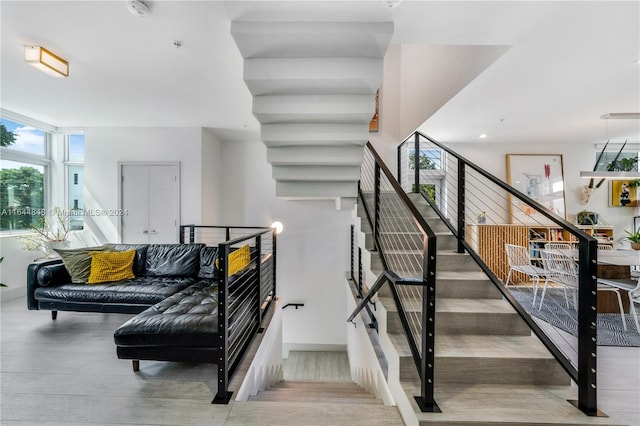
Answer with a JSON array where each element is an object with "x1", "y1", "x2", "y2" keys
[{"x1": 1, "y1": 295, "x2": 638, "y2": 425}]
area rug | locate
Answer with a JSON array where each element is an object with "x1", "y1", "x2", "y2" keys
[{"x1": 509, "y1": 287, "x2": 640, "y2": 347}]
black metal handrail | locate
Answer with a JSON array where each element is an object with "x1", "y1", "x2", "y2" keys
[
  {"x1": 349, "y1": 142, "x2": 439, "y2": 412},
  {"x1": 397, "y1": 131, "x2": 599, "y2": 416},
  {"x1": 179, "y1": 225, "x2": 276, "y2": 404}
]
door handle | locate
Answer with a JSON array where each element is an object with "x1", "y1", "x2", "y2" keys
[
  {"x1": 143, "y1": 230, "x2": 149, "y2": 234},
  {"x1": 149, "y1": 230, "x2": 157, "y2": 235}
]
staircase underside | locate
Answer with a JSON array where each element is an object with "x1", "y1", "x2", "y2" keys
[{"x1": 231, "y1": 21, "x2": 393, "y2": 209}]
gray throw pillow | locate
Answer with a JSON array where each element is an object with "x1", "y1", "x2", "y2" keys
[{"x1": 53, "y1": 245, "x2": 114, "y2": 283}]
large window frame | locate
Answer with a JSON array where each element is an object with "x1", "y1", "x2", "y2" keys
[
  {"x1": 64, "y1": 133, "x2": 85, "y2": 230},
  {"x1": 0, "y1": 111, "x2": 53, "y2": 234}
]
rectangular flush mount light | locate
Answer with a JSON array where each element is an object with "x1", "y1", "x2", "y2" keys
[{"x1": 24, "y1": 46, "x2": 69, "y2": 77}]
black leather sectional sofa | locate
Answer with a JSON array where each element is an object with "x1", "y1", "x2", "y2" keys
[{"x1": 27, "y1": 238, "x2": 275, "y2": 403}]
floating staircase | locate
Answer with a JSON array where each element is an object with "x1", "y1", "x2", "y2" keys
[
  {"x1": 231, "y1": 21, "x2": 393, "y2": 209},
  {"x1": 357, "y1": 192, "x2": 622, "y2": 425}
]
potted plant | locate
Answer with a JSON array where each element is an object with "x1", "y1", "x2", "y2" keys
[
  {"x1": 18, "y1": 207, "x2": 70, "y2": 257},
  {"x1": 624, "y1": 229, "x2": 640, "y2": 250}
]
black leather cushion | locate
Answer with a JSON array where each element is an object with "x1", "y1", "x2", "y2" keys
[
  {"x1": 197, "y1": 246, "x2": 218, "y2": 279},
  {"x1": 36, "y1": 263, "x2": 71, "y2": 287},
  {"x1": 107, "y1": 244, "x2": 148, "y2": 276},
  {"x1": 114, "y1": 281, "x2": 219, "y2": 347},
  {"x1": 145, "y1": 244, "x2": 204, "y2": 277},
  {"x1": 34, "y1": 277, "x2": 197, "y2": 306}
]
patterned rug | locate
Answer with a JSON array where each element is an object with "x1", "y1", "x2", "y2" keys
[{"x1": 509, "y1": 287, "x2": 640, "y2": 347}]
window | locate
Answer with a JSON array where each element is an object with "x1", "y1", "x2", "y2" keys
[
  {"x1": 66, "y1": 134, "x2": 84, "y2": 230},
  {"x1": 407, "y1": 148, "x2": 446, "y2": 206},
  {"x1": 1, "y1": 117, "x2": 50, "y2": 232}
]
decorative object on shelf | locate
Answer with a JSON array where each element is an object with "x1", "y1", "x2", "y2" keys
[
  {"x1": 476, "y1": 211, "x2": 487, "y2": 224},
  {"x1": 624, "y1": 229, "x2": 640, "y2": 250},
  {"x1": 506, "y1": 154, "x2": 566, "y2": 223},
  {"x1": 580, "y1": 113, "x2": 640, "y2": 183},
  {"x1": 577, "y1": 210, "x2": 599, "y2": 225},
  {"x1": 369, "y1": 89, "x2": 379, "y2": 132},
  {"x1": 18, "y1": 207, "x2": 70, "y2": 257}
]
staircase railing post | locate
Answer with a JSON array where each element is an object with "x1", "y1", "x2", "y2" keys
[
  {"x1": 350, "y1": 225, "x2": 355, "y2": 282},
  {"x1": 397, "y1": 143, "x2": 402, "y2": 187},
  {"x1": 457, "y1": 158, "x2": 466, "y2": 253},
  {"x1": 374, "y1": 162, "x2": 381, "y2": 251},
  {"x1": 414, "y1": 132, "x2": 420, "y2": 192},
  {"x1": 416, "y1": 234, "x2": 439, "y2": 412},
  {"x1": 358, "y1": 247, "x2": 363, "y2": 298},
  {"x1": 577, "y1": 238, "x2": 599, "y2": 415}
]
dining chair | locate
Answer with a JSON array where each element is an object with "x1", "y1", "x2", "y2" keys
[
  {"x1": 538, "y1": 249, "x2": 576, "y2": 310},
  {"x1": 598, "y1": 243, "x2": 614, "y2": 251},
  {"x1": 504, "y1": 244, "x2": 546, "y2": 304},
  {"x1": 596, "y1": 277, "x2": 640, "y2": 333},
  {"x1": 540, "y1": 249, "x2": 627, "y2": 328}
]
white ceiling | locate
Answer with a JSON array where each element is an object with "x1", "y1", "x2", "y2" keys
[{"x1": 1, "y1": 1, "x2": 639, "y2": 145}]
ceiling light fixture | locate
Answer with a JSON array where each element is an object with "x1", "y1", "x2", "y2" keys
[
  {"x1": 24, "y1": 46, "x2": 69, "y2": 77},
  {"x1": 479, "y1": 134, "x2": 488, "y2": 139}
]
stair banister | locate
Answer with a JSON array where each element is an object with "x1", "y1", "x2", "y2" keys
[{"x1": 397, "y1": 131, "x2": 600, "y2": 416}]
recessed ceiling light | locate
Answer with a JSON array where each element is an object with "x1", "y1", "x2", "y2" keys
[
  {"x1": 479, "y1": 134, "x2": 488, "y2": 139},
  {"x1": 634, "y1": 58, "x2": 640, "y2": 64}
]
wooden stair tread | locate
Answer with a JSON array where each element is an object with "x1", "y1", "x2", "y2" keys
[
  {"x1": 378, "y1": 297, "x2": 516, "y2": 314},
  {"x1": 400, "y1": 383, "x2": 622, "y2": 425},
  {"x1": 389, "y1": 333, "x2": 556, "y2": 360}
]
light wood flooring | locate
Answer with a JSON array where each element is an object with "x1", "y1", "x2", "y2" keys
[{"x1": 1, "y1": 295, "x2": 638, "y2": 425}]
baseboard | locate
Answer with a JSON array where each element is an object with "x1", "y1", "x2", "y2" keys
[{"x1": 282, "y1": 343, "x2": 347, "y2": 359}]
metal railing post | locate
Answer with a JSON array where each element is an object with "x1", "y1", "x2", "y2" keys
[
  {"x1": 577, "y1": 238, "x2": 599, "y2": 415},
  {"x1": 358, "y1": 247, "x2": 363, "y2": 298},
  {"x1": 255, "y1": 235, "x2": 262, "y2": 323},
  {"x1": 457, "y1": 158, "x2": 466, "y2": 253},
  {"x1": 213, "y1": 243, "x2": 232, "y2": 404},
  {"x1": 189, "y1": 225, "x2": 195, "y2": 244},
  {"x1": 415, "y1": 234, "x2": 440, "y2": 412},
  {"x1": 397, "y1": 144, "x2": 402, "y2": 187},
  {"x1": 350, "y1": 225, "x2": 355, "y2": 281},
  {"x1": 374, "y1": 163, "x2": 381, "y2": 251},
  {"x1": 414, "y1": 132, "x2": 420, "y2": 192}
]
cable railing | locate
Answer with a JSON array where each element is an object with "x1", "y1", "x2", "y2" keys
[
  {"x1": 349, "y1": 142, "x2": 439, "y2": 412},
  {"x1": 397, "y1": 131, "x2": 599, "y2": 416},
  {"x1": 179, "y1": 225, "x2": 276, "y2": 403}
]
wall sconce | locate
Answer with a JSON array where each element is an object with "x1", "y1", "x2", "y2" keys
[
  {"x1": 271, "y1": 221, "x2": 284, "y2": 234},
  {"x1": 24, "y1": 46, "x2": 69, "y2": 77}
]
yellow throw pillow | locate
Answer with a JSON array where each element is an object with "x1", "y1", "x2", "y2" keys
[
  {"x1": 87, "y1": 250, "x2": 136, "y2": 284},
  {"x1": 227, "y1": 244, "x2": 251, "y2": 277}
]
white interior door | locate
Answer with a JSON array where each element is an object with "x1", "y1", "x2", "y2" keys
[{"x1": 120, "y1": 163, "x2": 180, "y2": 243}]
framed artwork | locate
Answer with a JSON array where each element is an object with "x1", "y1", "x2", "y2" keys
[
  {"x1": 610, "y1": 180, "x2": 638, "y2": 207},
  {"x1": 506, "y1": 154, "x2": 566, "y2": 223},
  {"x1": 369, "y1": 89, "x2": 379, "y2": 132}
]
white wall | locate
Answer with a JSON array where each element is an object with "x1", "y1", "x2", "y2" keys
[
  {"x1": 220, "y1": 140, "x2": 351, "y2": 352},
  {"x1": 201, "y1": 128, "x2": 223, "y2": 224},
  {"x1": 83, "y1": 127, "x2": 204, "y2": 243}
]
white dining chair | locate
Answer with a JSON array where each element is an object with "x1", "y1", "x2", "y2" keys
[
  {"x1": 544, "y1": 242, "x2": 571, "y2": 251},
  {"x1": 597, "y1": 277, "x2": 640, "y2": 333},
  {"x1": 538, "y1": 249, "x2": 576, "y2": 309},
  {"x1": 539, "y1": 249, "x2": 627, "y2": 329},
  {"x1": 504, "y1": 244, "x2": 546, "y2": 304}
]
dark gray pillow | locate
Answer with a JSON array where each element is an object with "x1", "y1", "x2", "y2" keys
[
  {"x1": 145, "y1": 244, "x2": 204, "y2": 277},
  {"x1": 198, "y1": 246, "x2": 219, "y2": 279}
]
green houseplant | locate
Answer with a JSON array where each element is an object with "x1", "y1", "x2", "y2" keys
[{"x1": 624, "y1": 229, "x2": 640, "y2": 250}]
